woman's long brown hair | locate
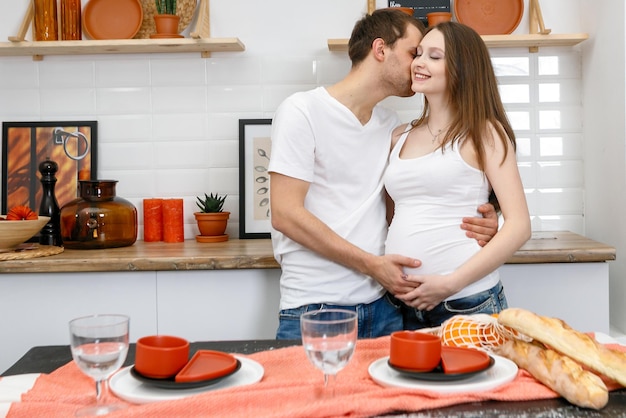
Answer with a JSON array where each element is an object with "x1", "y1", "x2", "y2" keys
[{"x1": 412, "y1": 21, "x2": 516, "y2": 172}]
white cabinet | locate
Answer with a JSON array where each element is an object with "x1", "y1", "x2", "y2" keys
[
  {"x1": 156, "y1": 270, "x2": 280, "y2": 342},
  {"x1": 0, "y1": 271, "x2": 157, "y2": 373},
  {"x1": 0, "y1": 269, "x2": 281, "y2": 373}
]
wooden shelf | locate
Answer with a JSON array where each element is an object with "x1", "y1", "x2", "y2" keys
[
  {"x1": 328, "y1": 33, "x2": 589, "y2": 52},
  {"x1": 0, "y1": 37, "x2": 245, "y2": 59}
]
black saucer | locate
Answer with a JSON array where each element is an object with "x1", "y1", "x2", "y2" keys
[
  {"x1": 130, "y1": 360, "x2": 241, "y2": 389},
  {"x1": 388, "y1": 357, "x2": 495, "y2": 382}
]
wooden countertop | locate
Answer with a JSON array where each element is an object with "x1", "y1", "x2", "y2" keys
[{"x1": 0, "y1": 231, "x2": 615, "y2": 274}]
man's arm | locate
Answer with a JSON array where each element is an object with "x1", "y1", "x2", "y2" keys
[
  {"x1": 270, "y1": 172, "x2": 419, "y2": 294},
  {"x1": 461, "y1": 203, "x2": 499, "y2": 246}
]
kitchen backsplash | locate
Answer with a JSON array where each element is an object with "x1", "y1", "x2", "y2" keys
[{"x1": 0, "y1": 0, "x2": 585, "y2": 239}]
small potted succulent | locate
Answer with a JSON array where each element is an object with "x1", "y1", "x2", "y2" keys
[
  {"x1": 153, "y1": 0, "x2": 180, "y2": 37},
  {"x1": 156, "y1": 0, "x2": 177, "y2": 15},
  {"x1": 194, "y1": 193, "x2": 230, "y2": 242}
]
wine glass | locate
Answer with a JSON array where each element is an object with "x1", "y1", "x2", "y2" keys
[
  {"x1": 300, "y1": 309, "x2": 358, "y2": 390},
  {"x1": 69, "y1": 314, "x2": 130, "y2": 417}
]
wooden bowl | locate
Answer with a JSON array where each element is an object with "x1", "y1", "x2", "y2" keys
[{"x1": 0, "y1": 216, "x2": 50, "y2": 252}]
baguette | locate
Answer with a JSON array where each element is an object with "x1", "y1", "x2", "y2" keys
[
  {"x1": 498, "y1": 308, "x2": 626, "y2": 387},
  {"x1": 495, "y1": 338, "x2": 608, "y2": 409}
]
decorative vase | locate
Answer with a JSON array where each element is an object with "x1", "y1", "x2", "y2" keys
[
  {"x1": 60, "y1": 0, "x2": 82, "y2": 40},
  {"x1": 60, "y1": 180, "x2": 138, "y2": 249},
  {"x1": 33, "y1": 0, "x2": 59, "y2": 41},
  {"x1": 152, "y1": 14, "x2": 182, "y2": 38},
  {"x1": 194, "y1": 212, "x2": 230, "y2": 243}
]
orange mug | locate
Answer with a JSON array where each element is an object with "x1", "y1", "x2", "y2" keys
[
  {"x1": 134, "y1": 335, "x2": 190, "y2": 379},
  {"x1": 389, "y1": 331, "x2": 442, "y2": 371}
]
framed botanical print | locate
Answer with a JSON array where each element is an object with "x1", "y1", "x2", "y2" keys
[{"x1": 238, "y1": 119, "x2": 272, "y2": 239}]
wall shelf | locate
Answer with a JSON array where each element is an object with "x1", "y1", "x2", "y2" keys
[
  {"x1": 0, "y1": 37, "x2": 245, "y2": 59},
  {"x1": 328, "y1": 33, "x2": 589, "y2": 52},
  {"x1": 2, "y1": 0, "x2": 243, "y2": 59}
]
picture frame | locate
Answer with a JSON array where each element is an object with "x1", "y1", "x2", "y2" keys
[
  {"x1": 2, "y1": 121, "x2": 98, "y2": 214},
  {"x1": 238, "y1": 119, "x2": 272, "y2": 239}
]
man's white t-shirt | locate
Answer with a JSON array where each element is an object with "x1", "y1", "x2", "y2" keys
[{"x1": 268, "y1": 87, "x2": 400, "y2": 310}]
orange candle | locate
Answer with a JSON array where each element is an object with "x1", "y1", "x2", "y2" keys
[
  {"x1": 143, "y1": 198, "x2": 163, "y2": 242},
  {"x1": 162, "y1": 199, "x2": 184, "y2": 243}
]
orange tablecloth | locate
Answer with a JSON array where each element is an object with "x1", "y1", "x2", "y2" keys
[{"x1": 6, "y1": 336, "x2": 625, "y2": 418}]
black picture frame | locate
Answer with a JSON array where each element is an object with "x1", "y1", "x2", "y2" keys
[
  {"x1": 388, "y1": 0, "x2": 451, "y2": 26},
  {"x1": 238, "y1": 119, "x2": 272, "y2": 239},
  {"x1": 2, "y1": 121, "x2": 98, "y2": 214}
]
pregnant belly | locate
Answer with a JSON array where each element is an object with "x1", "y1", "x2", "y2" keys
[{"x1": 385, "y1": 223, "x2": 481, "y2": 275}]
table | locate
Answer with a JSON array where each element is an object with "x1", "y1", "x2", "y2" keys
[{"x1": 4, "y1": 340, "x2": 626, "y2": 417}]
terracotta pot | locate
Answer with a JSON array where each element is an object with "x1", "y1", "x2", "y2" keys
[
  {"x1": 382, "y1": 7, "x2": 414, "y2": 17},
  {"x1": 153, "y1": 14, "x2": 180, "y2": 36},
  {"x1": 427, "y1": 12, "x2": 452, "y2": 27},
  {"x1": 194, "y1": 212, "x2": 230, "y2": 243}
]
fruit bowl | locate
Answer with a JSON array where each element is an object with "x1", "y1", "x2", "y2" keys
[{"x1": 0, "y1": 216, "x2": 50, "y2": 252}]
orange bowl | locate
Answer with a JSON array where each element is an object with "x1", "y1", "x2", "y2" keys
[
  {"x1": 389, "y1": 331, "x2": 442, "y2": 372},
  {"x1": 134, "y1": 335, "x2": 190, "y2": 379},
  {"x1": 0, "y1": 216, "x2": 50, "y2": 252}
]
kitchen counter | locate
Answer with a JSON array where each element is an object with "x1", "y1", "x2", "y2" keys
[
  {"x1": 0, "y1": 231, "x2": 616, "y2": 374},
  {"x1": 0, "y1": 231, "x2": 615, "y2": 273}
]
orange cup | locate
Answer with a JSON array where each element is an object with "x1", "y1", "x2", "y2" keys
[
  {"x1": 134, "y1": 335, "x2": 190, "y2": 379},
  {"x1": 427, "y1": 12, "x2": 452, "y2": 27},
  {"x1": 389, "y1": 331, "x2": 442, "y2": 371}
]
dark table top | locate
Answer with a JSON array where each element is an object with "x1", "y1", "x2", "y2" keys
[{"x1": 3, "y1": 340, "x2": 626, "y2": 417}]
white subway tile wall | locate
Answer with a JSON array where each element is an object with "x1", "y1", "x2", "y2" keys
[{"x1": 0, "y1": 47, "x2": 583, "y2": 239}]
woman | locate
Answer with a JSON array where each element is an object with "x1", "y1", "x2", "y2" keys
[{"x1": 384, "y1": 22, "x2": 531, "y2": 329}]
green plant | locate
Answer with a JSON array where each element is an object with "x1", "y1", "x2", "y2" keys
[
  {"x1": 155, "y1": 0, "x2": 177, "y2": 15},
  {"x1": 196, "y1": 193, "x2": 227, "y2": 213}
]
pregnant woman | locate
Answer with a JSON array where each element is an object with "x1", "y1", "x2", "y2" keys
[{"x1": 384, "y1": 22, "x2": 531, "y2": 329}]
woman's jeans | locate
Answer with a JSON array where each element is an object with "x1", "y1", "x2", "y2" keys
[
  {"x1": 276, "y1": 293, "x2": 403, "y2": 340},
  {"x1": 400, "y1": 281, "x2": 508, "y2": 330}
]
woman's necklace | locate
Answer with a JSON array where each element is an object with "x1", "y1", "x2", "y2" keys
[{"x1": 426, "y1": 121, "x2": 448, "y2": 144}]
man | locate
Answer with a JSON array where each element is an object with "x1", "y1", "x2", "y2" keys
[{"x1": 269, "y1": 9, "x2": 498, "y2": 339}]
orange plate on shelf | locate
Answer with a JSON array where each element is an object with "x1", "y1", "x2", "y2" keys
[
  {"x1": 175, "y1": 350, "x2": 239, "y2": 383},
  {"x1": 454, "y1": 0, "x2": 524, "y2": 35},
  {"x1": 83, "y1": 0, "x2": 143, "y2": 40}
]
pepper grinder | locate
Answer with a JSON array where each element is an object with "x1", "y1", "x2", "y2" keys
[{"x1": 38, "y1": 159, "x2": 62, "y2": 246}]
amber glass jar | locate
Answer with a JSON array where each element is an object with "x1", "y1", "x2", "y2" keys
[
  {"x1": 34, "y1": 0, "x2": 59, "y2": 41},
  {"x1": 60, "y1": 0, "x2": 82, "y2": 40},
  {"x1": 60, "y1": 180, "x2": 137, "y2": 249}
]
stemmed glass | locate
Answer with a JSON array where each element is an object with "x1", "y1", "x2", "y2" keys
[
  {"x1": 69, "y1": 314, "x2": 130, "y2": 417},
  {"x1": 301, "y1": 309, "x2": 358, "y2": 391}
]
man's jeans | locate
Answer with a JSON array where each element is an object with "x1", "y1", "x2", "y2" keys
[{"x1": 276, "y1": 293, "x2": 403, "y2": 340}]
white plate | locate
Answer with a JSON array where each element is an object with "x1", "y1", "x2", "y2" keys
[
  {"x1": 109, "y1": 356, "x2": 264, "y2": 404},
  {"x1": 368, "y1": 354, "x2": 517, "y2": 393}
]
